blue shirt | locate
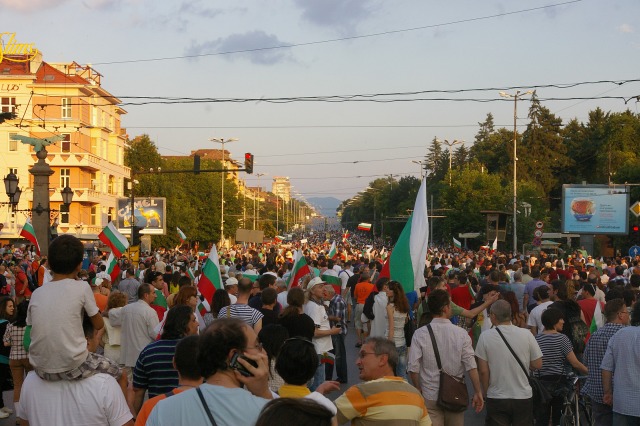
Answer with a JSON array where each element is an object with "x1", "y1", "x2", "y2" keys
[
  {"x1": 147, "y1": 384, "x2": 270, "y2": 426},
  {"x1": 133, "y1": 339, "x2": 179, "y2": 398},
  {"x1": 582, "y1": 323, "x2": 624, "y2": 403},
  {"x1": 601, "y1": 325, "x2": 640, "y2": 416},
  {"x1": 406, "y1": 291, "x2": 418, "y2": 321}
]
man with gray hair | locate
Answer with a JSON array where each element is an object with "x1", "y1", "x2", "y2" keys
[{"x1": 475, "y1": 299, "x2": 542, "y2": 425}]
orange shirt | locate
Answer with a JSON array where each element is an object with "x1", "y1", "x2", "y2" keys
[
  {"x1": 94, "y1": 292, "x2": 108, "y2": 312},
  {"x1": 135, "y1": 388, "x2": 186, "y2": 426},
  {"x1": 354, "y1": 281, "x2": 375, "y2": 304}
]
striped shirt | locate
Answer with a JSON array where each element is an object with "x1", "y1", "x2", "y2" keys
[
  {"x1": 335, "y1": 376, "x2": 431, "y2": 426},
  {"x1": 582, "y1": 322, "x2": 624, "y2": 403},
  {"x1": 133, "y1": 339, "x2": 179, "y2": 398},
  {"x1": 217, "y1": 304, "x2": 263, "y2": 329},
  {"x1": 534, "y1": 333, "x2": 573, "y2": 377},
  {"x1": 600, "y1": 325, "x2": 640, "y2": 416}
]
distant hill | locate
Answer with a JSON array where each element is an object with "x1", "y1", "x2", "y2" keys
[{"x1": 307, "y1": 197, "x2": 341, "y2": 218}]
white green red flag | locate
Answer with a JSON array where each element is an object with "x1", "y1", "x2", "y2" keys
[
  {"x1": 328, "y1": 241, "x2": 337, "y2": 259},
  {"x1": 275, "y1": 235, "x2": 285, "y2": 243},
  {"x1": 342, "y1": 231, "x2": 350, "y2": 243},
  {"x1": 243, "y1": 272, "x2": 260, "y2": 283},
  {"x1": 196, "y1": 298, "x2": 210, "y2": 330},
  {"x1": 98, "y1": 222, "x2": 129, "y2": 258},
  {"x1": 587, "y1": 301, "x2": 605, "y2": 342},
  {"x1": 357, "y1": 223, "x2": 372, "y2": 231},
  {"x1": 453, "y1": 237, "x2": 462, "y2": 249},
  {"x1": 197, "y1": 246, "x2": 223, "y2": 305},
  {"x1": 321, "y1": 270, "x2": 341, "y2": 295},
  {"x1": 19, "y1": 219, "x2": 40, "y2": 256},
  {"x1": 105, "y1": 252, "x2": 120, "y2": 282},
  {"x1": 288, "y1": 250, "x2": 311, "y2": 289},
  {"x1": 389, "y1": 177, "x2": 429, "y2": 294},
  {"x1": 177, "y1": 227, "x2": 187, "y2": 244},
  {"x1": 492, "y1": 236, "x2": 498, "y2": 251}
]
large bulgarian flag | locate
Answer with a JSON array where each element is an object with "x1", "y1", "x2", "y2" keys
[
  {"x1": 197, "y1": 246, "x2": 224, "y2": 305},
  {"x1": 389, "y1": 177, "x2": 429, "y2": 294},
  {"x1": 105, "y1": 252, "x2": 120, "y2": 282},
  {"x1": 587, "y1": 301, "x2": 605, "y2": 342},
  {"x1": 453, "y1": 237, "x2": 462, "y2": 249},
  {"x1": 19, "y1": 219, "x2": 40, "y2": 256},
  {"x1": 177, "y1": 227, "x2": 187, "y2": 244},
  {"x1": 357, "y1": 223, "x2": 372, "y2": 232},
  {"x1": 288, "y1": 250, "x2": 311, "y2": 289},
  {"x1": 98, "y1": 222, "x2": 129, "y2": 258},
  {"x1": 328, "y1": 241, "x2": 337, "y2": 260}
]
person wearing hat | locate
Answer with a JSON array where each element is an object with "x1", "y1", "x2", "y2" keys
[
  {"x1": 303, "y1": 277, "x2": 341, "y2": 392},
  {"x1": 225, "y1": 277, "x2": 239, "y2": 304}
]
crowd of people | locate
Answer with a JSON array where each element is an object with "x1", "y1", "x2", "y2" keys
[{"x1": 0, "y1": 231, "x2": 638, "y2": 425}]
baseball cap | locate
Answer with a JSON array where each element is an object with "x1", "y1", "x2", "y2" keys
[
  {"x1": 308, "y1": 277, "x2": 326, "y2": 288},
  {"x1": 225, "y1": 277, "x2": 238, "y2": 287}
]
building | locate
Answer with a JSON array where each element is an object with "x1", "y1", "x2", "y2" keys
[
  {"x1": 272, "y1": 176, "x2": 291, "y2": 202},
  {"x1": 0, "y1": 38, "x2": 129, "y2": 240}
]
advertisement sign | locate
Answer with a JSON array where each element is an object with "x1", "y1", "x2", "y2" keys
[
  {"x1": 116, "y1": 198, "x2": 166, "y2": 235},
  {"x1": 561, "y1": 185, "x2": 629, "y2": 235}
]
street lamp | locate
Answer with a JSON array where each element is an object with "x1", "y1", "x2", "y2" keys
[
  {"x1": 210, "y1": 137, "x2": 238, "y2": 247},
  {"x1": 499, "y1": 89, "x2": 534, "y2": 253},
  {"x1": 441, "y1": 139, "x2": 464, "y2": 186},
  {"x1": 412, "y1": 160, "x2": 426, "y2": 179},
  {"x1": 255, "y1": 173, "x2": 265, "y2": 230}
]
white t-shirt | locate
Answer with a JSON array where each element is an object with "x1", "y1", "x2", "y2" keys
[
  {"x1": 475, "y1": 325, "x2": 543, "y2": 399},
  {"x1": 304, "y1": 300, "x2": 333, "y2": 354},
  {"x1": 26, "y1": 278, "x2": 99, "y2": 373},
  {"x1": 339, "y1": 269, "x2": 353, "y2": 290},
  {"x1": 526, "y1": 301, "x2": 554, "y2": 334},
  {"x1": 17, "y1": 371, "x2": 132, "y2": 426}
]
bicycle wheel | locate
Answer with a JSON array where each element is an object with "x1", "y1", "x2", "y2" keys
[
  {"x1": 559, "y1": 406, "x2": 577, "y2": 426},
  {"x1": 578, "y1": 401, "x2": 592, "y2": 426}
]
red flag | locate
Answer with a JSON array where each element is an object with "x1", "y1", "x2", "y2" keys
[{"x1": 379, "y1": 257, "x2": 390, "y2": 279}]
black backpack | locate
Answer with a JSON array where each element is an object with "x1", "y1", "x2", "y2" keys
[{"x1": 363, "y1": 291, "x2": 378, "y2": 320}]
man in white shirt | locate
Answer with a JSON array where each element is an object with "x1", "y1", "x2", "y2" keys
[{"x1": 527, "y1": 285, "x2": 553, "y2": 335}]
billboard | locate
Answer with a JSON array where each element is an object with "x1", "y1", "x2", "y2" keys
[
  {"x1": 116, "y1": 198, "x2": 166, "y2": 235},
  {"x1": 561, "y1": 185, "x2": 629, "y2": 235},
  {"x1": 235, "y1": 229, "x2": 265, "y2": 243}
]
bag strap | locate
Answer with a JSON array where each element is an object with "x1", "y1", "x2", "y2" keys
[
  {"x1": 495, "y1": 327, "x2": 530, "y2": 380},
  {"x1": 426, "y1": 324, "x2": 443, "y2": 371},
  {"x1": 196, "y1": 387, "x2": 218, "y2": 426}
]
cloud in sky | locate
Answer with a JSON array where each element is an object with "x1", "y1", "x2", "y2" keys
[
  {"x1": 185, "y1": 31, "x2": 292, "y2": 65},
  {"x1": 618, "y1": 23, "x2": 634, "y2": 34},
  {"x1": 294, "y1": 0, "x2": 375, "y2": 34},
  {"x1": 0, "y1": 0, "x2": 67, "y2": 12}
]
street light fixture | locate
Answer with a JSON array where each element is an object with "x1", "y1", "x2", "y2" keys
[
  {"x1": 441, "y1": 139, "x2": 464, "y2": 186},
  {"x1": 255, "y1": 173, "x2": 265, "y2": 230},
  {"x1": 412, "y1": 160, "x2": 426, "y2": 179},
  {"x1": 499, "y1": 89, "x2": 535, "y2": 253},
  {"x1": 210, "y1": 137, "x2": 238, "y2": 247}
]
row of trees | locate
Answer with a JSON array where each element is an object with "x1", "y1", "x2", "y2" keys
[
  {"x1": 341, "y1": 97, "x2": 640, "y2": 251},
  {"x1": 125, "y1": 135, "x2": 309, "y2": 248}
]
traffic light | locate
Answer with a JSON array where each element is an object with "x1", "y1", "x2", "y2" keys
[
  {"x1": 633, "y1": 225, "x2": 640, "y2": 242},
  {"x1": 132, "y1": 226, "x2": 143, "y2": 246},
  {"x1": 193, "y1": 154, "x2": 200, "y2": 175},
  {"x1": 244, "y1": 153, "x2": 254, "y2": 174}
]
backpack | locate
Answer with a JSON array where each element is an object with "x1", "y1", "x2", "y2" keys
[
  {"x1": 418, "y1": 298, "x2": 433, "y2": 327},
  {"x1": 363, "y1": 291, "x2": 378, "y2": 320},
  {"x1": 566, "y1": 313, "x2": 588, "y2": 354}
]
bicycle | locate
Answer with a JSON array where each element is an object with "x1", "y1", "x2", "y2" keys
[{"x1": 559, "y1": 374, "x2": 593, "y2": 426}]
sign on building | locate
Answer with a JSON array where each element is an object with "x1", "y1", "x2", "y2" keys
[{"x1": 116, "y1": 197, "x2": 166, "y2": 235}]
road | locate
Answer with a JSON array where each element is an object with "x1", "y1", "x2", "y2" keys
[{"x1": 331, "y1": 320, "x2": 487, "y2": 425}]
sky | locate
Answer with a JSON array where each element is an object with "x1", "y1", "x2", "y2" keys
[{"x1": 2, "y1": 0, "x2": 639, "y2": 204}]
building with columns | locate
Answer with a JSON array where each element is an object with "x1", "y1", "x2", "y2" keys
[{"x1": 0, "y1": 41, "x2": 129, "y2": 241}]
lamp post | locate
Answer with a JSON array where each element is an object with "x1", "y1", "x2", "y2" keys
[
  {"x1": 412, "y1": 160, "x2": 426, "y2": 179},
  {"x1": 499, "y1": 90, "x2": 534, "y2": 253},
  {"x1": 441, "y1": 139, "x2": 464, "y2": 186},
  {"x1": 256, "y1": 173, "x2": 265, "y2": 230},
  {"x1": 210, "y1": 137, "x2": 238, "y2": 247}
]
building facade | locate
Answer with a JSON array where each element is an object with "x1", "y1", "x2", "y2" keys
[
  {"x1": 0, "y1": 42, "x2": 129, "y2": 241},
  {"x1": 272, "y1": 176, "x2": 291, "y2": 202}
]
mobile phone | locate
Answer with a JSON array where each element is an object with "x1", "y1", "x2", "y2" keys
[
  {"x1": 336, "y1": 323, "x2": 342, "y2": 328},
  {"x1": 230, "y1": 352, "x2": 258, "y2": 377}
]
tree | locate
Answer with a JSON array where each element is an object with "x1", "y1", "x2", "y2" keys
[{"x1": 474, "y1": 113, "x2": 495, "y2": 145}]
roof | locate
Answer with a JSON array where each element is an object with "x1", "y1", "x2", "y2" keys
[
  {"x1": 35, "y1": 62, "x2": 89, "y2": 85},
  {"x1": 0, "y1": 60, "x2": 31, "y2": 76}
]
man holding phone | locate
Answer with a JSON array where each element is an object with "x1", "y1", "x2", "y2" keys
[{"x1": 325, "y1": 284, "x2": 348, "y2": 384}]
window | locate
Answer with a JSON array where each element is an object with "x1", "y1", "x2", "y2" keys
[
  {"x1": 60, "y1": 210, "x2": 69, "y2": 224},
  {"x1": 62, "y1": 98, "x2": 72, "y2": 119},
  {"x1": 107, "y1": 208, "x2": 114, "y2": 223},
  {"x1": 90, "y1": 172, "x2": 97, "y2": 190},
  {"x1": 92, "y1": 106, "x2": 98, "y2": 127},
  {"x1": 8, "y1": 135, "x2": 18, "y2": 152},
  {"x1": 90, "y1": 206, "x2": 97, "y2": 225},
  {"x1": 8, "y1": 168, "x2": 17, "y2": 175},
  {"x1": 1, "y1": 97, "x2": 16, "y2": 114},
  {"x1": 61, "y1": 134, "x2": 71, "y2": 153},
  {"x1": 91, "y1": 137, "x2": 98, "y2": 155},
  {"x1": 60, "y1": 168, "x2": 70, "y2": 188},
  {"x1": 108, "y1": 175, "x2": 114, "y2": 194}
]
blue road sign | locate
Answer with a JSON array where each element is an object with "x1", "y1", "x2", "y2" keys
[{"x1": 629, "y1": 246, "x2": 640, "y2": 257}]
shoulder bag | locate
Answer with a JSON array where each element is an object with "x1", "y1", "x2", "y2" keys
[
  {"x1": 426, "y1": 324, "x2": 468, "y2": 412},
  {"x1": 495, "y1": 327, "x2": 551, "y2": 406},
  {"x1": 196, "y1": 387, "x2": 218, "y2": 426}
]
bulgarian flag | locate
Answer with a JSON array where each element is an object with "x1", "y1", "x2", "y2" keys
[
  {"x1": 380, "y1": 247, "x2": 387, "y2": 260},
  {"x1": 288, "y1": 250, "x2": 311, "y2": 289},
  {"x1": 19, "y1": 219, "x2": 40, "y2": 256},
  {"x1": 587, "y1": 301, "x2": 605, "y2": 342},
  {"x1": 453, "y1": 237, "x2": 462, "y2": 249},
  {"x1": 105, "y1": 252, "x2": 121, "y2": 282},
  {"x1": 196, "y1": 298, "x2": 210, "y2": 330},
  {"x1": 98, "y1": 222, "x2": 129, "y2": 258},
  {"x1": 342, "y1": 231, "x2": 350, "y2": 243},
  {"x1": 328, "y1": 241, "x2": 337, "y2": 259},
  {"x1": 389, "y1": 177, "x2": 429, "y2": 293},
  {"x1": 357, "y1": 223, "x2": 372, "y2": 232},
  {"x1": 197, "y1": 246, "x2": 223, "y2": 305},
  {"x1": 321, "y1": 271, "x2": 342, "y2": 296},
  {"x1": 177, "y1": 227, "x2": 187, "y2": 244},
  {"x1": 243, "y1": 272, "x2": 260, "y2": 283},
  {"x1": 274, "y1": 235, "x2": 285, "y2": 243}
]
